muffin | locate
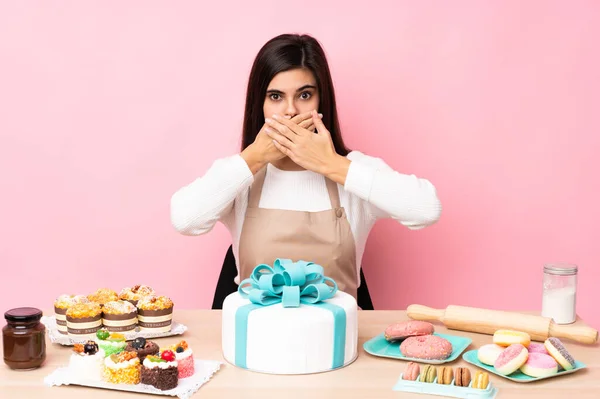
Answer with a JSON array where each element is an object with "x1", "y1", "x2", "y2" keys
[
  {"x1": 66, "y1": 303, "x2": 102, "y2": 338},
  {"x1": 119, "y1": 285, "x2": 155, "y2": 306},
  {"x1": 125, "y1": 337, "x2": 159, "y2": 362},
  {"x1": 103, "y1": 351, "x2": 141, "y2": 385},
  {"x1": 95, "y1": 328, "x2": 127, "y2": 357},
  {"x1": 137, "y1": 296, "x2": 174, "y2": 333},
  {"x1": 68, "y1": 341, "x2": 105, "y2": 382},
  {"x1": 141, "y1": 350, "x2": 178, "y2": 391},
  {"x1": 87, "y1": 288, "x2": 119, "y2": 307},
  {"x1": 102, "y1": 300, "x2": 137, "y2": 332},
  {"x1": 54, "y1": 294, "x2": 89, "y2": 335},
  {"x1": 169, "y1": 340, "x2": 194, "y2": 378}
]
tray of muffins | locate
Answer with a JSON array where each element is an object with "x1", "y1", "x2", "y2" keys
[
  {"x1": 44, "y1": 331, "x2": 222, "y2": 398},
  {"x1": 44, "y1": 286, "x2": 187, "y2": 346},
  {"x1": 393, "y1": 362, "x2": 498, "y2": 399}
]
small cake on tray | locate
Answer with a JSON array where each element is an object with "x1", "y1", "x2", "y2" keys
[
  {"x1": 103, "y1": 351, "x2": 141, "y2": 385},
  {"x1": 119, "y1": 285, "x2": 155, "y2": 306},
  {"x1": 66, "y1": 303, "x2": 102, "y2": 338},
  {"x1": 68, "y1": 341, "x2": 105, "y2": 382},
  {"x1": 169, "y1": 340, "x2": 194, "y2": 378},
  {"x1": 141, "y1": 350, "x2": 179, "y2": 391},
  {"x1": 137, "y1": 296, "x2": 174, "y2": 333},
  {"x1": 102, "y1": 300, "x2": 137, "y2": 332},
  {"x1": 54, "y1": 294, "x2": 89, "y2": 335},
  {"x1": 125, "y1": 337, "x2": 159, "y2": 362},
  {"x1": 87, "y1": 288, "x2": 119, "y2": 307},
  {"x1": 95, "y1": 329, "x2": 127, "y2": 357}
]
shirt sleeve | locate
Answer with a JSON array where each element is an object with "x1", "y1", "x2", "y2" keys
[
  {"x1": 170, "y1": 154, "x2": 254, "y2": 235},
  {"x1": 343, "y1": 151, "x2": 442, "y2": 229}
]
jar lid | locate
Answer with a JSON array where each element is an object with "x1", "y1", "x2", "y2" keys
[
  {"x1": 544, "y1": 263, "x2": 578, "y2": 276},
  {"x1": 4, "y1": 307, "x2": 43, "y2": 323}
]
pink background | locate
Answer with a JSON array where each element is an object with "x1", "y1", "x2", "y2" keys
[{"x1": 1, "y1": 2, "x2": 598, "y2": 329}]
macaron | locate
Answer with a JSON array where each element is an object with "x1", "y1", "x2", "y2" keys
[
  {"x1": 419, "y1": 365, "x2": 437, "y2": 383},
  {"x1": 454, "y1": 367, "x2": 471, "y2": 387},
  {"x1": 493, "y1": 329, "x2": 531, "y2": 347},
  {"x1": 437, "y1": 366, "x2": 453, "y2": 385},
  {"x1": 528, "y1": 342, "x2": 549, "y2": 355},
  {"x1": 544, "y1": 337, "x2": 576, "y2": 371},
  {"x1": 520, "y1": 352, "x2": 558, "y2": 378},
  {"x1": 400, "y1": 335, "x2": 453, "y2": 360},
  {"x1": 384, "y1": 320, "x2": 434, "y2": 342},
  {"x1": 477, "y1": 344, "x2": 504, "y2": 366},
  {"x1": 472, "y1": 370, "x2": 490, "y2": 389},
  {"x1": 494, "y1": 344, "x2": 529, "y2": 375},
  {"x1": 402, "y1": 362, "x2": 420, "y2": 381}
]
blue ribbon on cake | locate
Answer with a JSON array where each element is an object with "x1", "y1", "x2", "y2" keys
[{"x1": 234, "y1": 258, "x2": 347, "y2": 370}]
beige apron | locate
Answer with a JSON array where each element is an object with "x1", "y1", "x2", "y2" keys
[{"x1": 237, "y1": 166, "x2": 358, "y2": 299}]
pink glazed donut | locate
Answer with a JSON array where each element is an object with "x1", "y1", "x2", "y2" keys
[
  {"x1": 400, "y1": 335, "x2": 453, "y2": 360},
  {"x1": 520, "y1": 353, "x2": 558, "y2": 378},
  {"x1": 528, "y1": 342, "x2": 549, "y2": 355},
  {"x1": 494, "y1": 344, "x2": 529, "y2": 375}
]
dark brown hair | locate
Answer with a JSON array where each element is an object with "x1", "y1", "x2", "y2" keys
[{"x1": 241, "y1": 34, "x2": 350, "y2": 156}]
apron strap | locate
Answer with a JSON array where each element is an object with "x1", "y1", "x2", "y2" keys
[
  {"x1": 248, "y1": 165, "x2": 341, "y2": 209},
  {"x1": 325, "y1": 178, "x2": 341, "y2": 209},
  {"x1": 248, "y1": 166, "x2": 268, "y2": 209}
]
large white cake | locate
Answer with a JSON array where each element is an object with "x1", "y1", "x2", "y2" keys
[{"x1": 222, "y1": 290, "x2": 358, "y2": 374}]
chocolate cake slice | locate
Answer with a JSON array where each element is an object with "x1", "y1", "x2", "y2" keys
[{"x1": 125, "y1": 337, "x2": 159, "y2": 362}]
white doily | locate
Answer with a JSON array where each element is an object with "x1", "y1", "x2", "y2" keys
[
  {"x1": 43, "y1": 359, "x2": 222, "y2": 399},
  {"x1": 42, "y1": 316, "x2": 188, "y2": 346}
]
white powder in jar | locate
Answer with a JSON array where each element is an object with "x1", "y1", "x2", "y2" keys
[{"x1": 542, "y1": 286, "x2": 577, "y2": 324}]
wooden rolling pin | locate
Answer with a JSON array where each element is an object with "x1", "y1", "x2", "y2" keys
[{"x1": 407, "y1": 304, "x2": 598, "y2": 344}]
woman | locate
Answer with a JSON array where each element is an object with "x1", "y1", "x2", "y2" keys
[{"x1": 170, "y1": 33, "x2": 442, "y2": 309}]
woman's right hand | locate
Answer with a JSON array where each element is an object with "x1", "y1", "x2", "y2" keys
[{"x1": 241, "y1": 111, "x2": 320, "y2": 174}]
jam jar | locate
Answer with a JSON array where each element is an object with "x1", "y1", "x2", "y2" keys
[{"x1": 3, "y1": 307, "x2": 46, "y2": 370}]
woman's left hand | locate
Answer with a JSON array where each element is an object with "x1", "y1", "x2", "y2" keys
[{"x1": 264, "y1": 110, "x2": 339, "y2": 175}]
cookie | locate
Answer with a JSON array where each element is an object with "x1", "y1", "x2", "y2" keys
[
  {"x1": 419, "y1": 365, "x2": 437, "y2": 383},
  {"x1": 384, "y1": 320, "x2": 434, "y2": 342},
  {"x1": 455, "y1": 367, "x2": 471, "y2": 387},
  {"x1": 400, "y1": 335, "x2": 453, "y2": 360},
  {"x1": 437, "y1": 366, "x2": 453, "y2": 385}
]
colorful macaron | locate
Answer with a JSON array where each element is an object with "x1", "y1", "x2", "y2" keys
[
  {"x1": 472, "y1": 371, "x2": 490, "y2": 389},
  {"x1": 454, "y1": 367, "x2": 471, "y2": 387},
  {"x1": 436, "y1": 366, "x2": 453, "y2": 385},
  {"x1": 400, "y1": 335, "x2": 453, "y2": 360},
  {"x1": 544, "y1": 337, "x2": 576, "y2": 370},
  {"x1": 402, "y1": 362, "x2": 420, "y2": 381},
  {"x1": 418, "y1": 365, "x2": 437, "y2": 383}
]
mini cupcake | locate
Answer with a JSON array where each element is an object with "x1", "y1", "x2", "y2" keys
[
  {"x1": 54, "y1": 294, "x2": 89, "y2": 335},
  {"x1": 102, "y1": 300, "x2": 137, "y2": 332},
  {"x1": 66, "y1": 303, "x2": 102, "y2": 338},
  {"x1": 141, "y1": 350, "x2": 178, "y2": 391},
  {"x1": 68, "y1": 341, "x2": 105, "y2": 382},
  {"x1": 87, "y1": 288, "x2": 119, "y2": 307},
  {"x1": 103, "y1": 351, "x2": 141, "y2": 385},
  {"x1": 137, "y1": 296, "x2": 174, "y2": 333},
  {"x1": 125, "y1": 337, "x2": 159, "y2": 363},
  {"x1": 95, "y1": 328, "x2": 127, "y2": 357},
  {"x1": 119, "y1": 285, "x2": 155, "y2": 306},
  {"x1": 169, "y1": 340, "x2": 194, "y2": 378}
]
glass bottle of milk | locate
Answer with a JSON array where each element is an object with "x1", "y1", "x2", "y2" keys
[{"x1": 542, "y1": 263, "x2": 578, "y2": 324}]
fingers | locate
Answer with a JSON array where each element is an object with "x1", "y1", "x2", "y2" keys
[
  {"x1": 312, "y1": 110, "x2": 329, "y2": 136},
  {"x1": 265, "y1": 127, "x2": 295, "y2": 148},
  {"x1": 265, "y1": 118, "x2": 298, "y2": 141}
]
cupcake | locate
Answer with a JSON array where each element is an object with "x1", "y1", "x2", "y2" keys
[
  {"x1": 103, "y1": 351, "x2": 141, "y2": 385},
  {"x1": 87, "y1": 288, "x2": 119, "y2": 307},
  {"x1": 95, "y1": 328, "x2": 127, "y2": 357},
  {"x1": 68, "y1": 341, "x2": 105, "y2": 382},
  {"x1": 169, "y1": 340, "x2": 194, "y2": 378},
  {"x1": 66, "y1": 303, "x2": 102, "y2": 338},
  {"x1": 141, "y1": 350, "x2": 178, "y2": 391},
  {"x1": 125, "y1": 337, "x2": 159, "y2": 363},
  {"x1": 102, "y1": 300, "x2": 137, "y2": 332},
  {"x1": 137, "y1": 296, "x2": 174, "y2": 333},
  {"x1": 54, "y1": 294, "x2": 89, "y2": 335},
  {"x1": 119, "y1": 285, "x2": 155, "y2": 306}
]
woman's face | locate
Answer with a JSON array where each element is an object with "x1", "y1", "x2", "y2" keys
[{"x1": 263, "y1": 68, "x2": 320, "y2": 120}]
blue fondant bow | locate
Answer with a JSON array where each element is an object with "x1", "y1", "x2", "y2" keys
[{"x1": 238, "y1": 259, "x2": 338, "y2": 307}]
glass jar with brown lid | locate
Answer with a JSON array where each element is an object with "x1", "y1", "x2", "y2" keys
[{"x1": 3, "y1": 307, "x2": 46, "y2": 370}]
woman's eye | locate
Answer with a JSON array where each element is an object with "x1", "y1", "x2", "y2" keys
[
  {"x1": 269, "y1": 94, "x2": 281, "y2": 101},
  {"x1": 300, "y1": 92, "x2": 311, "y2": 100}
]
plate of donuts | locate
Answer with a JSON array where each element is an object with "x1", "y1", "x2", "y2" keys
[
  {"x1": 462, "y1": 329, "x2": 586, "y2": 382},
  {"x1": 363, "y1": 320, "x2": 472, "y2": 364}
]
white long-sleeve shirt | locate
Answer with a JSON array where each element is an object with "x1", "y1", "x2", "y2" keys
[{"x1": 170, "y1": 151, "x2": 442, "y2": 283}]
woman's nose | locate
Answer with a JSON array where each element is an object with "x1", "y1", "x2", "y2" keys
[{"x1": 284, "y1": 100, "x2": 298, "y2": 118}]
